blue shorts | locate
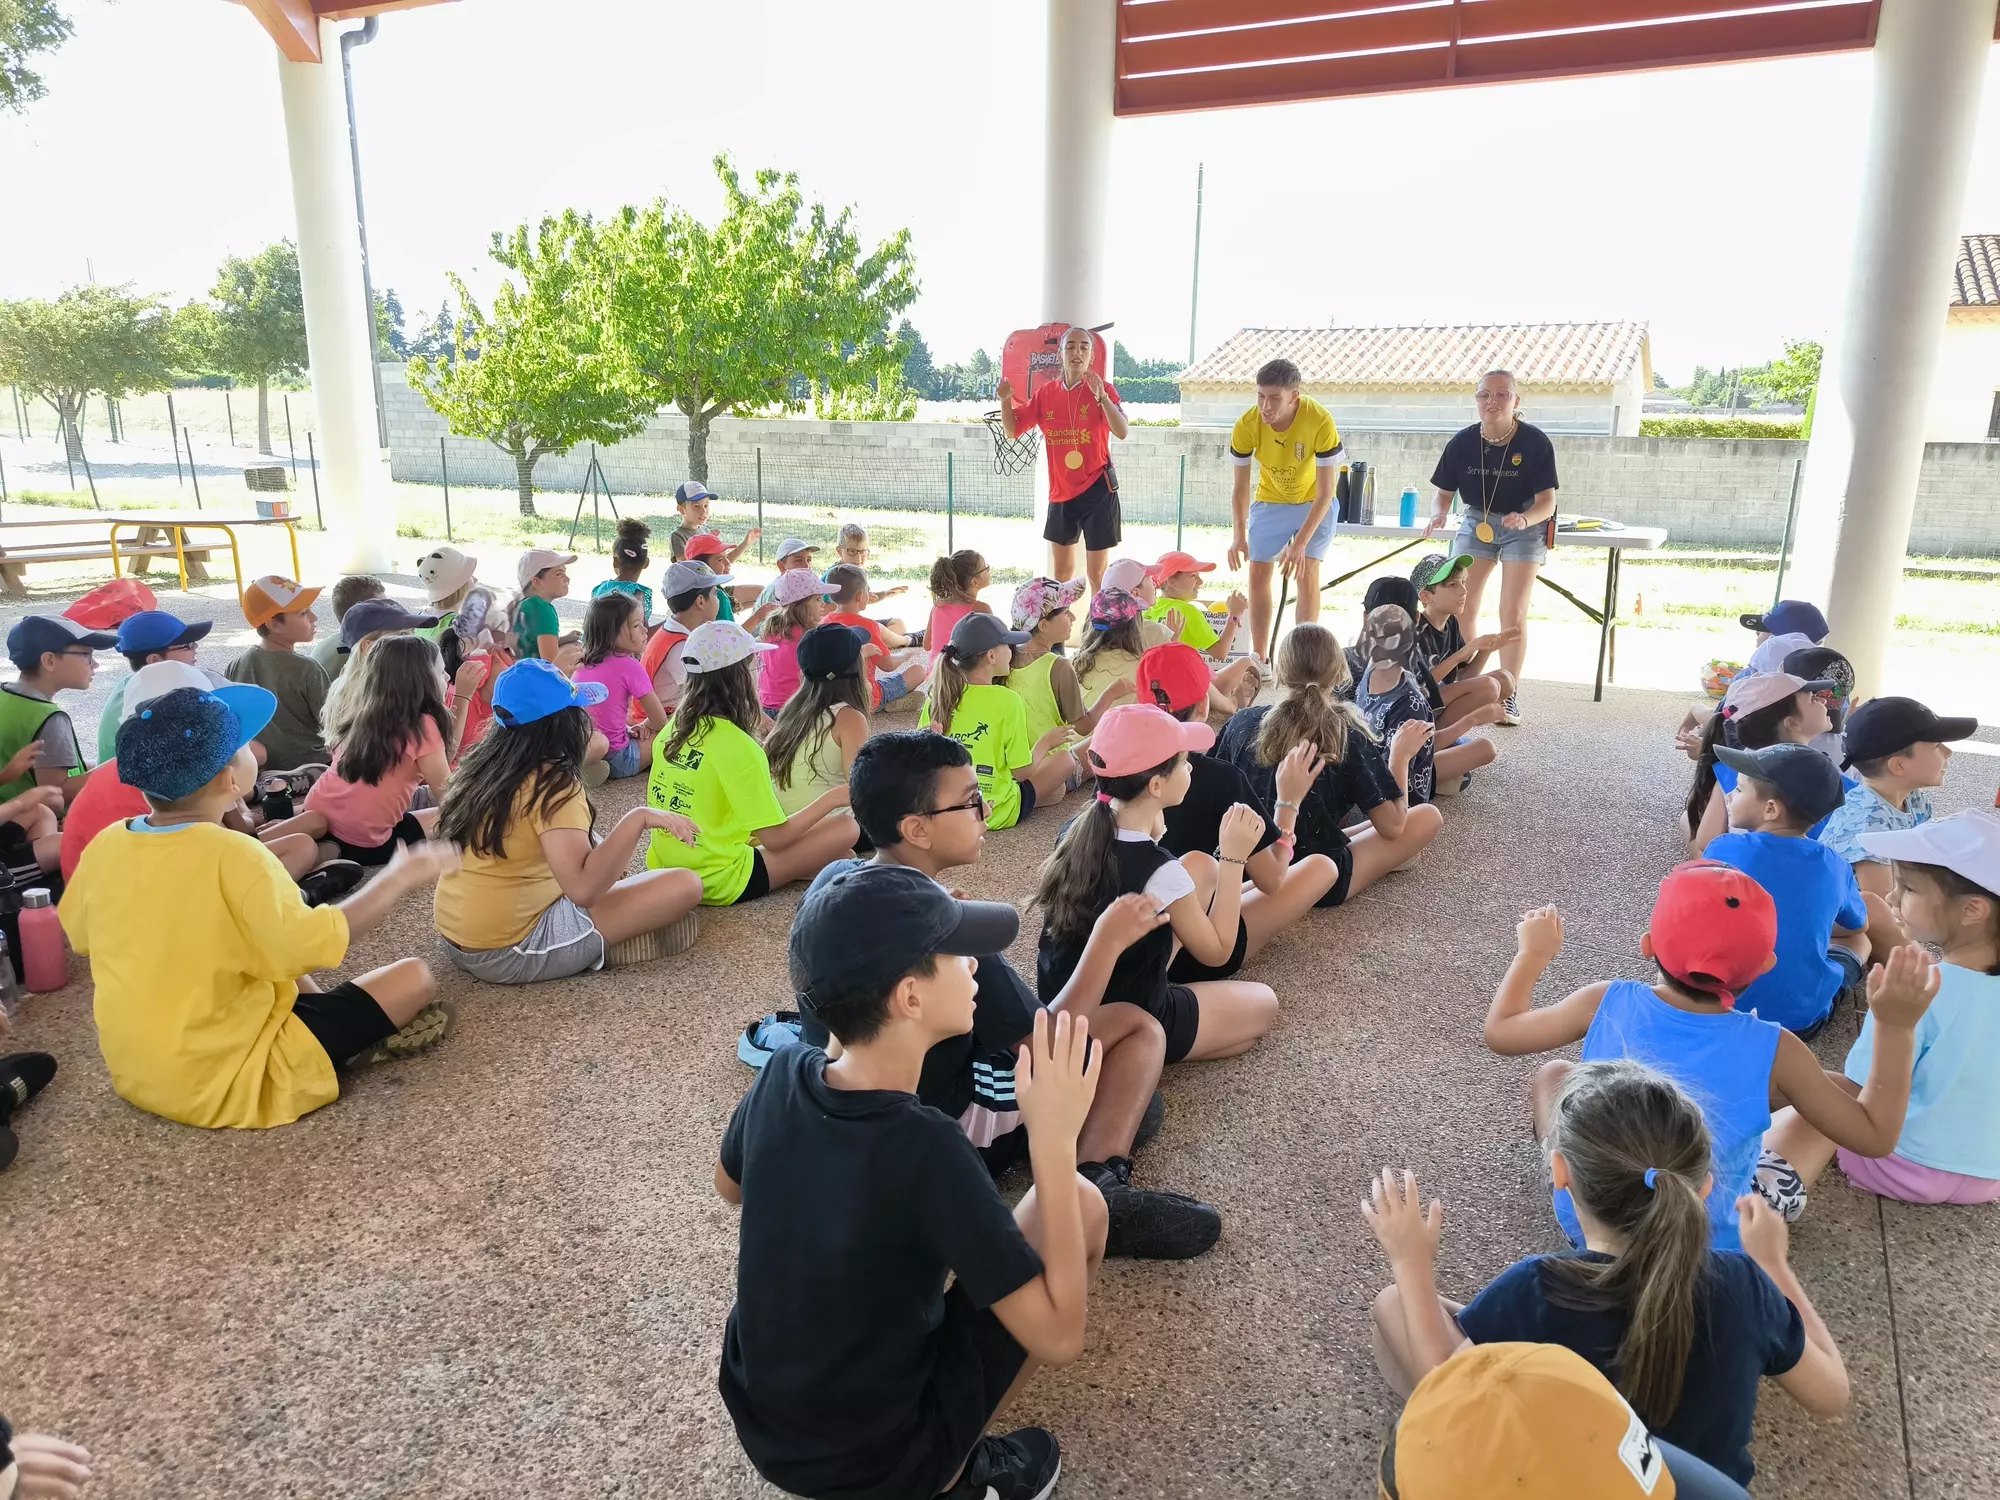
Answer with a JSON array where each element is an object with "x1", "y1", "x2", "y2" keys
[
  {"x1": 1246, "y1": 500, "x2": 1335, "y2": 565},
  {"x1": 1449, "y1": 512, "x2": 1548, "y2": 564},
  {"x1": 878, "y1": 667, "x2": 914, "y2": 707},
  {"x1": 604, "y1": 740, "x2": 645, "y2": 779}
]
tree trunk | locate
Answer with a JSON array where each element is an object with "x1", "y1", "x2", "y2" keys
[
  {"x1": 686, "y1": 409, "x2": 711, "y2": 483},
  {"x1": 56, "y1": 394, "x2": 84, "y2": 463},
  {"x1": 512, "y1": 444, "x2": 539, "y2": 516},
  {"x1": 256, "y1": 376, "x2": 274, "y2": 455}
]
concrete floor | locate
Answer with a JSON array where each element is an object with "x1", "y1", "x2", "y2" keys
[{"x1": 3, "y1": 578, "x2": 1997, "y2": 1498}]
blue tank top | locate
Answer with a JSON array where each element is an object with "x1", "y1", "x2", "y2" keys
[{"x1": 1554, "y1": 980, "x2": 1782, "y2": 1252}]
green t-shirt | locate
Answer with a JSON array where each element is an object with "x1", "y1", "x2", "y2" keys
[
  {"x1": 1144, "y1": 597, "x2": 1220, "y2": 652},
  {"x1": 645, "y1": 717, "x2": 785, "y2": 904},
  {"x1": 920, "y1": 682, "x2": 1030, "y2": 830},
  {"x1": 592, "y1": 578, "x2": 655, "y2": 623},
  {"x1": 308, "y1": 630, "x2": 348, "y2": 687},
  {"x1": 513, "y1": 594, "x2": 561, "y2": 658},
  {"x1": 224, "y1": 647, "x2": 329, "y2": 771}
]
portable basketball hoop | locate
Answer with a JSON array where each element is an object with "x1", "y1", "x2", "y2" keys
[
  {"x1": 984, "y1": 411, "x2": 1041, "y2": 476},
  {"x1": 988, "y1": 319, "x2": 1115, "y2": 476}
]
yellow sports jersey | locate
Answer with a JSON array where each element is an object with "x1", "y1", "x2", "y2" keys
[{"x1": 1231, "y1": 395, "x2": 1342, "y2": 505}]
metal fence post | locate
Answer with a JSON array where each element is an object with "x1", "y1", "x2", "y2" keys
[
  {"x1": 185, "y1": 428, "x2": 202, "y2": 509},
  {"x1": 1176, "y1": 454, "x2": 1186, "y2": 550},
  {"x1": 306, "y1": 431, "x2": 321, "y2": 527},
  {"x1": 225, "y1": 390, "x2": 236, "y2": 446},
  {"x1": 1773, "y1": 458, "x2": 1805, "y2": 603},
  {"x1": 284, "y1": 395, "x2": 298, "y2": 481},
  {"x1": 167, "y1": 391, "x2": 181, "y2": 482},
  {"x1": 79, "y1": 444, "x2": 101, "y2": 510},
  {"x1": 440, "y1": 438, "x2": 453, "y2": 542},
  {"x1": 755, "y1": 447, "x2": 765, "y2": 563},
  {"x1": 946, "y1": 449, "x2": 955, "y2": 554}
]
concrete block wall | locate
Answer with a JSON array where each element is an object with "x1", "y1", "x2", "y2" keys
[
  {"x1": 1178, "y1": 384, "x2": 1620, "y2": 435},
  {"x1": 382, "y1": 367, "x2": 2000, "y2": 555}
]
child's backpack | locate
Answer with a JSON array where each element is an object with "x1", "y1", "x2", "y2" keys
[{"x1": 63, "y1": 578, "x2": 157, "y2": 630}]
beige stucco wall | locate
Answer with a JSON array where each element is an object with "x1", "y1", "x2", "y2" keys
[{"x1": 1926, "y1": 306, "x2": 2000, "y2": 442}]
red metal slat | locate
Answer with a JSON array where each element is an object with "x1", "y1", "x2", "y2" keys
[
  {"x1": 1119, "y1": 0, "x2": 1442, "y2": 43},
  {"x1": 1117, "y1": 43, "x2": 1452, "y2": 113},
  {"x1": 1120, "y1": 6, "x2": 1455, "y2": 76},
  {"x1": 1452, "y1": 4, "x2": 1882, "y2": 80},
  {"x1": 1455, "y1": 0, "x2": 1873, "y2": 42}
]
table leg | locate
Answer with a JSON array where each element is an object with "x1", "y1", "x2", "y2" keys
[
  {"x1": 172, "y1": 527, "x2": 188, "y2": 592},
  {"x1": 1592, "y1": 549, "x2": 1619, "y2": 702},
  {"x1": 285, "y1": 521, "x2": 299, "y2": 581}
]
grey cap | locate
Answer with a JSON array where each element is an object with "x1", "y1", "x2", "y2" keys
[
  {"x1": 774, "y1": 536, "x2": 816, "y2": 562},
  {"x1": 666, "y1": 560, "x2": 733, "y2": 597},
  {"x1": 945, "y1": 611, "x2": 1032, "y2": 661}
]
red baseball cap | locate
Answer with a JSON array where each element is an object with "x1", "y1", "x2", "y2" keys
[
  {"x1": 684, "y1": 533, "x2": 728, "y2": 561},
  {"x1": 1649, "y1": 860, "x2": 1777, "y2": 1009},
  {"x1": 1152, "y1": 550, "x2": 1216, "y2": 581},
  {"x1": 1088, "y1": 703, "x2": 1214, "y2": 777},
  {"x1": 1136, "y1": 643, "x2": 1213, "y2": 715}
]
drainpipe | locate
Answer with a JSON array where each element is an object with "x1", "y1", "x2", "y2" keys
[{"x1": 341, "y1": 16, "x2": 389, "y2": 449}]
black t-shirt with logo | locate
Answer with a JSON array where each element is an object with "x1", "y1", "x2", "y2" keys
[
  {"x1": 1430, "y1": 420, "x2": 1559, "y2": 517},
  {"x1": 1215, "y1": 706, "x2": 1397, "y2": 862},
  {"x1": 1415, "y1": 612, "x2": 1466, "y2": 683}
]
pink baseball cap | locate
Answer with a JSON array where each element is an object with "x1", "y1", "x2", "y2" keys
[{"x1": 1087, "y1": 703, "x2": 1214, "y2": 777}]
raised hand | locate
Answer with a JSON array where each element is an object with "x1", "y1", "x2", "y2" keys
[
  {"x1": 1736, "y1": 1192, "x2": 1790, "y2": 1269},
  {"x1": 1218, "y1": 801, "x2": 1265, "y2": 862},
  {"x1": 644, "y1": 808, "x2": 701, "y2": 846},
  {"x1": 1390, "y1": 719, "x2": 1435, "y2": 763},
  {"x1": 1014, "y1": 1008, "x2": 1099, "y2": 1145},
  {"x1": 1866, "y1": 943, "x2": 1941, "y2": 1029},
  {"x1": 1091, "y1": 890, "x2": 1171, "y2": 953},
  {"x1": 1226, "y1": 589, "x2": 1249, "y2": 619},
  {"x1": 387, "y1": 839, "x2": 461, "y2": 886},
  {"x1": 1274, "y1": 740, "x2": 1325, "y2": 806},
  {"x1": 1515, "y1": 906, "x2": 1564, "y2": 964},
  {"x1": 1361, "y1": 1168, "x2": 1446, "y2": 1269},
  {"x1": 10, "y1": 1431, "x2": 94, "y2": 1499},
  {"x1": 1, "y1": 740, "x2": 45, "y2": 784}
]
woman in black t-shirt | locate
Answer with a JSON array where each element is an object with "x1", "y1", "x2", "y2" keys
[{"x1": 1214, "y1": 625, "x2": 1440, "y2": 907}]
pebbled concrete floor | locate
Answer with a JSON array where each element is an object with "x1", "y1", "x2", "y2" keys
[{"x1": 2, "y1": 577, "x2": 1996, "y2": 1499}]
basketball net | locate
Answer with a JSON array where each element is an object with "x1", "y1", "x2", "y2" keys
[{"x1": 984, "y1": 411, "x2": 1041, "y2": 477}]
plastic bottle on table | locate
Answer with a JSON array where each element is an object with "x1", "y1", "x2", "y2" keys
[
  {"x1": 1399, "y1": 486, "x2": 1419, "y2": 527},
  {"x1": 19, "y1": 889, "x2": 68, "y2": 994},
  {"x1": 0, "y1": 930, "x2": 21, "y2": 1022}
]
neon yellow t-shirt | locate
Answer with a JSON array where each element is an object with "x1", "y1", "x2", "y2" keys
[
  {"x1": 646, "y1": 717, "x2": 786, "y2": 904},
  {"x1": 1143, "y1": 597, "x2": 1220, "y2": 652},
  {"x1": 61, "y1": 819, "x2": 351, "y2": 1129},
  {"x1": 1230, "y1": 395, "x2": 1342, "y2": 505},
  {"x1": 920, "y1": 683, "x2": 1030, "y2": 830}
]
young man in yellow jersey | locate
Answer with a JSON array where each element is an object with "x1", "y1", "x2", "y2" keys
[{"x1": 1225, "y1": 358, "x2": 1345, "y2": 661}]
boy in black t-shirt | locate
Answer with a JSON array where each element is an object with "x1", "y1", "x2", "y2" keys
[
  {"x1": 1410, "y1": 551, "x2": 1517, "y2": 725},
  {"x1": 718, "y1": 864, "x2": 1107, "y2": 1500}
]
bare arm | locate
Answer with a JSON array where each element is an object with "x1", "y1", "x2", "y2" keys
[
  {"x1": 995, "y1": 378, "x2": 1024, "y2": 440},
  {"x1": 542, "y1": 807, "x2": 692, "y2": 908},
  {"x1": 1362, "y1": 1169, "x2": 1468, "y2": 1387},
  {"x1": 1428, "y1": 486, "x2": 1455, "y2": 533},
  {"x1": 336, "y1": 841, "x2": 456, "y2": 938},
  {"x1": 755, "y1": 785, "x2": 849, "y2": 852},
  {"x1": 635, "y1": 691, "x2": 670, "y2": 741},
  {"x1": 1738, "y1": 1195, "x2": 1849, "y2": 1416},
  {"x1": 714, "y1": 1161, "x2": 742, "y2": 1205},
  {"x1": 1691, "y1": 783, "x2": 1730, "y2": 856},
  {"x1": 1482, "y1": 908, "x2": 1607, "y2": 1055},
  {"x1": 1046, "y1": 894, "x2": 1172, "y2": 1019},
  {"x1": 1854, "y1": 859, "x2": 1895, "y2": 900},
  {"x1": 1164, "y1": 804, "x2": 1261, "y2": 965}
]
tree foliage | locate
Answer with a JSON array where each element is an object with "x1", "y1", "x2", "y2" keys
[
  {"x1": 201, "y1": 241, "x2": 308, "y2": 452},
  {"x1": 0, "y1": 0, "x2": 71, "y2": 112},
  {"x1": 593, "y1": 155, "x2": 919, "y2": 479},
  {"x1": 1113, "y1": 342, "x2": 1182, "y2": 380},
  {"x1": 408, "y1": 211, "x2": 650, "y2": 516},
  {"x1": 375, "y1": 288, "x2": 410, "y2": 360},
  {"x1": 0, "y1": 284, "x2": 179, "y2": 457}
]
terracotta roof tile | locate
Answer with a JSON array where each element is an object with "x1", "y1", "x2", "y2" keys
[
  {"x1": 1953, "y1": 234, "x2": 2000, "y2": 307},
  {"x1": 1180, "y1": 322, "x2": 1650, "y2": 390}
]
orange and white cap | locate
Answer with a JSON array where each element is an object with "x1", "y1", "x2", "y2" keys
[{"x1": 240, "y1": 575, "x2": 322, "y2": 627}]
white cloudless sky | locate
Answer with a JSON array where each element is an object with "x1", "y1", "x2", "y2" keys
[{"x1": 4, "y1": 1, "x2": 1998, "y2": 381}]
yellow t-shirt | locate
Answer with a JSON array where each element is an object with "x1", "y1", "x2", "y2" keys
[
  {"x1": 1078, "y1": 647, "x2": 1142, "y2": 710},
  {"x1": 434, "y1": 783, "x2": 592, "y2": 950},
  {"x1": 919, "y1": 683, "x2": 1030, "y2": 830},
  {"x1": 1230, "y1": 395, "x2": 1342, "y2": 505},
  {"x1": 646, "y1": 717, "x2": 785, "y2": 904},
  {"x1": 61, "y1": 819, "x2": 351, "y2": 1130},
  {"x1": 1144, "y1": 597, "x2": 1220, "y2": 652}
]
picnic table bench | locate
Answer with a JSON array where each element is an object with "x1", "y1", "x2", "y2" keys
[{"x1": 0, "y1": 515, "x2": 302, "y2": 600}]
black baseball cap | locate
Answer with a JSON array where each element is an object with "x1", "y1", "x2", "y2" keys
[
  {"x1": 1714, "y1": 742, "x2": 1847, "y2": 824},
  {"x1": 1740, "y1": 600, "x2": 1829, "y2": 641},
  {"x1": 796, "y1": 622, "x2": 867, "y2": 682},
  {"x1": 790, "y1": 864, "x2": 1018, "y2": 1011},
  {"x1": 1362, "y1": 575, "x2": 1421, "y2": 616},
  {"x1": 1841, "y1": 696, "x2": 1979, "y2": 768}
]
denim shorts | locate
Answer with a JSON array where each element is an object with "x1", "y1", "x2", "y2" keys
[
  {"x1": 1449, "y1": 512, "x2": 1548, "y2": 564},
  {"x1": 878, "y1": 668, "x2": 914, "y2": 706},
  {"x1": 604, "y1": 740, "x2": 644, "y2": 779},
  {"x1": 1246, "y1": 500, "x2": 1335, "y2": 564}
]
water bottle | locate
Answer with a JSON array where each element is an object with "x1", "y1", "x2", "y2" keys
[
  {"x1": 1399, "y1": 485, "x2": 1419, "y2": 528},
  {"x1": 19, "y1": 889, "x2": 68, "y2": 994},
  {"x1": 0, "y1": 931, "x2": 20, "y2": 1022}
]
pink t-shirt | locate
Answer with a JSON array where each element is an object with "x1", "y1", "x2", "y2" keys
[
  {"x1": 758, "y1": 629, "x2": 804, "y2": 711},
  {"x1": 304, "y1": 718, "x2": 446, "y2": 847},
  {"x1": 574, "y1": 653, "x2": 654, "y2": 750},
  {"x1": 927, "y1": 601, "x2": 975, "y2": 666}
]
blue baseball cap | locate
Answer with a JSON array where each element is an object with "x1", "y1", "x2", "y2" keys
[
  {"x1": 490, "y1": 658, "x2": 607, "y2": 728},
  {"x1": 115, "y1": 610, "x2": 212, "y2": 655},
  {"x1": 116, "y1": 683, "x2": 277, "y2": 801},
  {"x1": 1740, "y1": 600, "x2": 1829, "y2": 641},
  {"x1": 6, "y1": 614, "x2": 116, "y2": 671}
]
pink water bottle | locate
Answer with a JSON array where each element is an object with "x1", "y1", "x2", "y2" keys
[{"x1": 19, "y1": 889, "x2": 68, "y2": 994}]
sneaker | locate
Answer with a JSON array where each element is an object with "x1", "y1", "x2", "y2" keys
[
  {"x1": 1497, "y1": 693, "x2": 1521, "y2": 726},
  {"x1": 1081, "y1": 1157, "x2": 1222, "y2": 1260},
  {"x1": 739, "y1": 1012, "x2": 804, "y2": 1069},
  {"x1": 1753, "y1": 1146, "x2": 1808, "y2": 1223},
  {"x1": 1133, "y1": 1089, "x2": 1166, "y2": 1152},
  {"x1": 297, "y1": 859, "x2": 365, "y2": 907},
  {"x1": 0, "y1": 1051, "x2": 58, "y2": 1123},
  {"x1": 265, "y1": 763, "x2": 330, "y2": 798},
  {"x1": 348, "y1": 1001, "x2": 455, "y2": 1067},
  {"x1": 938, "y1": 1428, "x2": 1060, "y2": 1500}
]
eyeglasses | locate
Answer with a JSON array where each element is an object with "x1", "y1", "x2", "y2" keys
[
  {"x1": 56, "y1": 648, "x2": 96, "y2": 659},
  {"x1": 923, "y1": 792, "x2": 988, "y2": 821}
]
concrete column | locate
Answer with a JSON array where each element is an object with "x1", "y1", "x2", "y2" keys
[
  {"x1": 277, "y1": 18, "x2": 392, "y2": 574},
  {"x1": 1041, "y1": 0, "x2": 1115, "y2": 326},
  {"x1": 1787, "y1": 0, "x2": 1995, "y2": 691}
]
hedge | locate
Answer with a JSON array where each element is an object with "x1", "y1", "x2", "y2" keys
[
  {"x1": 1116, "y1": 377, "x2": 1180, "y2": 404},
  {"x1": 1640, "y1": 416, "x2": 1803, "y2": 439}
]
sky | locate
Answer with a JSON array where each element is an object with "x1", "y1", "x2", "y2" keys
[{"x1": 4, "y1": 1, "x2": 1999, "y2": 383}]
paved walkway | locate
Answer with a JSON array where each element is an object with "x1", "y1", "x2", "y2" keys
[{"x1": 3, "y1": 581, "x2": 1996, "y2": 1497}]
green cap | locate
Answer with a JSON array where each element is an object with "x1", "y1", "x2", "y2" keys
[{"x1": 1411, "y1": 552, "x2": 1473, "y2": 591}]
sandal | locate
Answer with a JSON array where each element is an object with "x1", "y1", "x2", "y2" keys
[{"x1": 605, "y1": 909, "x2": 700, "y2": 967}]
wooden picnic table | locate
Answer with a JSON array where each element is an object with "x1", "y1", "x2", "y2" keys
[{"x1": 0, "y1": 514, "x2": 302, "y2": 600}]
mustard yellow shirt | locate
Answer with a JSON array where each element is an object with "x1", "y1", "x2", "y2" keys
[
  {"x1": 1230, "y1": 395, "x2": 1342, "y2": 505},
  {"x1": 61, "y1": 818, "x2": 351, "y2": 1129}
]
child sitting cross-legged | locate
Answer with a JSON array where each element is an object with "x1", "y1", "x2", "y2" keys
[
  {"x1": 646, "y1": 621, "x2": 858, "y2": 904},
  {"x1": 225, "y1": 576, "x2": 331, "y2": 775},
  {"x1": 1758, "y1": 809, "x2": 2000, "y2": 1220},
  {"x1": 756, "y1": 568, "x2": 842, "y2": 718},
  {"x1": 511, "y1": 548, "x2": 581, "y2": 668},
  {"x1": 591, "y1": 518, "x2": 656, "y2": 624},
  {"x1": 922, "y1": 613, "x2": 1080, "y2": 829},
  {"x1": 97, "y1": 609, "x2": 219, "y2": 762},
  {"x1": 434, "y1": 659, "x2": 704, "y2": 983},
  {"x1": 1483, "y1": 860, "x2": 1933, "y2": 1251},
  {"x1": 1683, "y1": 669, "x2": 1841, "y2": 852},
  {"x1": 573, "y1": 592, "x2": 668, "y2": 781},
  {"x1": 1362, "y1": 1060, "x2": 1850, "y2": 1490},
  {"x1": 794, "y1": 729, "x2": 1222, "y2": 1259},
  {"x1": 60, "y1": 683, "x2": 456, "y2": 1129},
  {"x1": 1035, "y1": 704, "x2": 1280, "y2": 1065},
  {"x1": 823, "y1": 563, "x2": 926, "y2": 711},
  {"x1": 642, "y1": 559, "x2": 731, "y2": 716},
  {"x1": 1818, "y1": 695, "x2": 1979, "y2": 956},
  {"x1": 310, "y1": 574, "x2": 385, "y2": 686},
  {"x1": 1349, "y1": 576, "x2": 1489, "y2": 790},
  {"x1": 1707, "y1": 742, "x2": 1871, "y2": 1035},
  {"x1": 717, "y1": 864, "x2": 1106, "y2": 1500},
  {"x1": 3, "y1": 615, "x2": 115, "y2": 811},
  {"x1": 1352, "y1": 604, "x2": 1440, "y2": 803},
  {"x1": 1143, "y1": 551, "x2": 1262, "y2": 708},
  {"x1": 1003, "y1": 577, "x2": 1132, "y2": 754},
  {"x1": 1409, "y1": 551, "x2": 1518, "y2": 728},
  {"x1": 924, "y1": 549, "x2": 995, "y2": 663},
  {"x1": 765, "y1": 623, "x2": 872, "y2": 823}
]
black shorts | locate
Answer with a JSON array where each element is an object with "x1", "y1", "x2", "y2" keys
[
  {"x1": 1314, "y1": 842, "x2": 1357, "y2": 909},
  {"x1": 1016, "y1": 779, "x2": 1037, "y2": 821},
  {"x1": 294, "y1": 979, "x2": 396, "y2": 1069},
  {"x1": 1043, "y1": 473, "x2": 1121, "y2": 551},
  {"x1": 334, "y1": 813, "x2": 425, "y2": 867},
  {"x1": 1168, "y1": 913, "x2": 1250, "y2": 984},
  {"x1": 1157, "y1": 983, "x2": 1202, "y2": 1064},
  {"x1": 736, "y1": 848, "x2": 772, "y2": 904}
]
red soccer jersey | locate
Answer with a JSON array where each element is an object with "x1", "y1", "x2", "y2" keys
[{"x1": 1012, "y1": 378, "x2": 1120, "y2": 503}]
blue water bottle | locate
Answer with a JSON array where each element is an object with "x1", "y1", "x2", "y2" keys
[{"x1": 1398, "y1": 485, "x2": 1419, "y2": 528}]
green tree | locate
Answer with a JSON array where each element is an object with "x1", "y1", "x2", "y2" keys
[
  {"x1": 201, "y1": 242, "x2": 308, "y2": 454},
  {"x1": 815, "y1": 365, "x2": 918, "y2": 421},
  {"x1": 897, "y1": 320, "x2": 936, "y2": 400},
  {"x1": 1759, "y1": 338, "x2": 1823, "y2": 408},
  {"x1": 409, "y1": 212, "x2": 650, "y2": 517},
  {"x1": 1, "y1": 0, "x2": 71, "y2": 112},
  {"x1": 0, "y1": 284, "x2": 179, "y2": 460},
  {"x1": 375, "y1": 287, "x2": 410, "y2": 360},
  {"x1": 1113, "y1": 341, "x2": 1182, "y2": 380},
  {"x1": 594, "y1": 155, "x2": 919, "y2": 480},
  {"x1": 406, "y1": 301, "x2": 470, "y2": 366}
]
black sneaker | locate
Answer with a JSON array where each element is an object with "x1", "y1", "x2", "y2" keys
[
  {"x1": 1081, "y1": 1157, "x2": 1222, "y2": 1260},
  {"x1": 0, "y1": 1051, "x2": 57, "y2": 1122},
  {"x1": 939, "y1": 1428, "x2": 1060, "y2": 1500},
  {"x1": 1133, "y1": 1089, "x2": 1166, "y2": 1152},
  {"x1": 297, "y1": 859, "x2": 365, "y2": 907}
]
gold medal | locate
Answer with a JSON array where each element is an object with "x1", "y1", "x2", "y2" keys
[
  {"x1": 1475, "y1": 521, "x2": 1496, "y2": 544},
  {"x1": 1064, "y1": 449, "x2": 1084, "y2": 470}
]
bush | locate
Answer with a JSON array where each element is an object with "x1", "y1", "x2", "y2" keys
[
  {"x1": 1640, "y1": 416, "x2": 1803, "y2": 439},
  {"x1": 1115, "y1": 377, "x2": 1179, "y2": 404}
]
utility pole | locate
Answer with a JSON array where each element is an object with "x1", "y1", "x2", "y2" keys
[{"x1": 1187, "y1": 162, "x2": 1205, "y2": 367}]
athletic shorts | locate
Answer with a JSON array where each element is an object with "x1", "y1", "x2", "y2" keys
[
  {"x1": 1043, "y1": 473, "x2": 1121, "y2": 551},
  {"x1": 333, "y1": 812, "x2": 425, "y2": 867},
  {"x1": 294, "y1": 979, "x2": 396, "y2": 1068},
  {"x1": 1016, "y1": 780, "x2": 1037, "y2": 822},
  {"x1": 1837, "y1": 1148, "x2": 2000, "y2": 1206},
  {"x1": 1313, "y1": 843, "x2": 1357, "y2": 909},
  {"x1": 1246, "y1": 500, "x2": 1335, "y2": 565},
  {"x1": 1168, "y1": 913, "x2": 1250, "y2": 984},
  {"x1": 442, "y1": 896, "x2": 605, "y2": 985},
  {"x1": 1449, "y1": 512, "x2": 1548, "y2": 564},
  {"x1": 735, "y1": 848, "x2": 773, "y2": 904},
  {"x1": 1795, "y1": 947, "x2": 1866, "y2": 1041},
  {"x1": 1158, "y1": 982, "x2": 1202, "y2": 1064},
  {"x1": 604, "y1": 741, "x2": 645, "y2": 779}
]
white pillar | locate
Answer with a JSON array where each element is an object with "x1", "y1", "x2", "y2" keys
[
  {"x1": 1041, "y1": 0, "x2": 1115, "y2": 326},
  {"x1": 1786, "y1": 0, "x2": 1995, "y2": 692},
  {"x1": 277, "y1": 19, "x2": 392, "y2": 575}
]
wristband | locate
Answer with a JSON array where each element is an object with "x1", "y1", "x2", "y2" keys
[
  {"x1": 1274, "y1": 799, "x2": 1300, "y2": 813},
  {"x1": 1218, "y1": 855, "x2": 1247, "y2": 867}
]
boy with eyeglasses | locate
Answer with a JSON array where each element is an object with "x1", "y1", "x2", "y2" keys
[{"x1": 2, "y1": 615, "x2": 115, "y2": 810}]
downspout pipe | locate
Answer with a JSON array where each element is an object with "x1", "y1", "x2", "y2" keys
[{"x1": 340, "y1": 16, "x2": 389, "y2": 449}]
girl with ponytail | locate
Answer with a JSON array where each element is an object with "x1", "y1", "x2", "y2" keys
[
  {"x1": 1362, "y1": 1059, "x2": 1851, "y2": 1488},
  {"x1": 1684, "y1": 669, "x2": 1843, "y2": 853},
  {"x1": 592, "y1": 518, "x2": 656, "y2": 623},
  {"x1": 920, "y1": 613, "x2": 1076, "y2": 829},
  {"x1": 1215, "y1": 624, "x2": 1442, "y2": 906},
  {"x1": 924, "y1": 549, "x2": 992, "y2": 666}
]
